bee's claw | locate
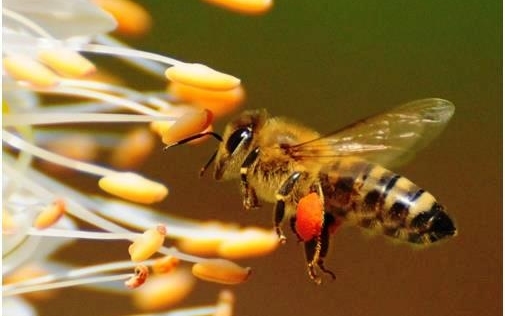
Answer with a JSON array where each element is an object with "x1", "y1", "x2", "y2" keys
[{"x1": 307, "y1": 263, "x2": 322, "y2": 285}]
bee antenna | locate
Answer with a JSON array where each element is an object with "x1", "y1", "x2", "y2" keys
[
  {"x1": 163, "y1": 132, "x2": 223, "y2": 150},
  {"x1": 199, "y1": 150, "x2": 218, "y2": 178}
]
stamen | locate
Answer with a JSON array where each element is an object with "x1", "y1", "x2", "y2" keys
[
  {"x1": 3, "y1": 210, "x2": 17, "y2": 234},
  {"x1": 132, "y1": 270, "x2": 196, "y2": 311},
  {"x1": 165, "y1": 63, "x2": 241, "y2": 91},
  {"x1": 109, "y1": 128, "x2": 156, "y2": 170},
  {"x1": 214, "y1": 290, "x2": 235, "y2": 316},
  {"x1": 159, "y1": 109, "x2": 214, "y2": 146},
  {"x1": 3, "y1": 130, "x2": 115, "y2": 177},
  {"x1": 3, "y1": 56, "x2": 60, "y2": 87},
  {"x1": 3, "y1": 273, "x2": 132, "y2": 296},
  {"x1": 74, "y1": 42, "x2": 185, "y2": 67},
  {"x1": 33, "y1": 199, "x2": 66, "y2": 230},
  {"x1": 169, "y1": 82, "x2": 245, "y2": 117},
  {"x1": 2, "y1": 8, "x2": 53, "y2": 38},
  {"x1": 38, "y1": 49, "x2": 96, "y2": 77},
  {"x1": 26, "y1": 227, "x2": 139, "y2": 240},
  {"x1": 152, "y1": 256, "x2": 180, "y2": 274},
  {"x1": 217, "y1": 228, "x2": 279, "y2": 259},
  {"x1": 202, "y1": 0, "x2": 273, "y2": 15},
  {"x1": 98, "y1": 172, "x2": 169, "y2": 204},
  {"x1": 191, "y1": 259, "x2": 251, "y2": 285},
  {"x1": 3, "y1": 136, "x2": 168, "y2": 203},
  {"x1": 124, "y1": 264, "x2": 149, "y2": 289},
  {"x1": 30, "y1": 83, "x2": 162, "y2": 115},
  {"x1": 94, "y1": 0, "x2": 152, "y2": 36},
  {"x1": 94, "y1": 35, "x2": 167, "y2": 76},
  {"x1": 128, "y1": 225, "x2": 167, "y2": 262},
  {"x1": 3, "y1": 113, "x2": 176, "y2": 126}
]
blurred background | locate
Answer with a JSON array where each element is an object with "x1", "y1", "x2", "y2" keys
[{"x1": 39, "y1": 0, "x2": 502, "y2": 315}]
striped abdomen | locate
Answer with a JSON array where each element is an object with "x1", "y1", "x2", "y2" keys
[{"x1": 320, "y1": 158, "x2": 456, "y2": 244}]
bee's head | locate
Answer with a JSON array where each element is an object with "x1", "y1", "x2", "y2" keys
[
  {"x1": 164, "y1": 109, "x2": 268, "y2": 180},
  {"x1": 212, "y1": 109, "x2": 268, "y2": 180}
]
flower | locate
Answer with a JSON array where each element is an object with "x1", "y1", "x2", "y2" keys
[{"x1": 2, "y1": 1, "x2": 275, "y2": 315}]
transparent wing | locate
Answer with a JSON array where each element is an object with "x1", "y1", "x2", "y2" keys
[{"x1": 289, "y1": 98, "x2": 455, "y2": 169}]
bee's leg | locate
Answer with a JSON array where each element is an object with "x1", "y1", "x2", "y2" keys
[
  {"x1": 240, "y1": 147, "x2": 260, "y2": 210},
  {"x1": 304, "y1": 212, "x2": 336, "y2": 284},
  {"x1": 316, "y1": 213, "x2": 336, "y2": 279},
  {"x1": 274, "y1": 171, "x2": 304, "y2": 243},
  {"x1": 289, "y1": 216, "x2": 303, "y2": 242},
  {"x1": 304, "y1": 237, "x2": 322, "y2": 284}
]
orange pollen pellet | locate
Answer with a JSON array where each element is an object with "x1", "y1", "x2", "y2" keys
[
  {"x1": 152, "y1": 255, "x2": 180, "y2": 274},
  {"x1": 295, "y1": 193, "x2": 324, "y2": 242},
  {"x1": 34, "y1": 199, "x2": 66, "y2": 230},
  {"x1": 125, "y1": 264, "x2": 150, "y2": 289}
]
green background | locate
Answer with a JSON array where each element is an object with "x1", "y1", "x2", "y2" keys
[{"x1": 39, "y1": 0, "x2": 502, "y2": 315}]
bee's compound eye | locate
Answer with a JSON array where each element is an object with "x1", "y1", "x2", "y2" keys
[{"x1": 226, "y1": 127, "x2": 252, "y2": 153}]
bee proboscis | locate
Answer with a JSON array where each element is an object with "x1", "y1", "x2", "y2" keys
[{"x1": 173, "y1": 98, "x2": 457, "y2": 284}]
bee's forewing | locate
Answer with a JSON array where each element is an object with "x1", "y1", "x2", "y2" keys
[{"x1": 290, "y1": 98, "x2": 455, "y2": 169}]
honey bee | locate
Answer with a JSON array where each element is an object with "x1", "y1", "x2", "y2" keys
[{"x1": 172, "y1": 98, "x2": 457, "y2": 283}]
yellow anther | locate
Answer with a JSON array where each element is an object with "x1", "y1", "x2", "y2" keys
[
  {"x1": 165, "y1": 63, "x2": 240, "y2": 91},
  {"x1": 3, "y1": 264, "x2": 56, "y2": 300},
  {"x1": 177, "y1": 235, "x2": 223, "y2": 257},
  {"x1": 109, "y1": 128, "x2": 155, "y2": 169},
  {"x1": 218, "y1": 228, "x2": 279, "y2": 259},
  {"x1": 191, "y1": 259, "x2": 251, "y2": 285},
  {"x1": 33, "y1": 199, "x2": 66, "y2": 230},
  {"x1": 214, "y1": 290, "x2": 235, "y2": 316},
  {"x1": 202, "y1": 0, "x2": 273, "y2": 15},
  {"x1": 132, "y1": 270, "x2": 195, "y2": 311},
  {"x1": 3, "y1": 56, "x2": 60, "y2": 87},
  {"x1": 94, "y1": 0, "x2": 152, "y2": 36},
  {"x1": 160, "y1": 108, "x2": 213, "y2": 145},
  {"x1": 2, "y1": 210, "x2": 16, "y2": 234},
  {"x1": 168, "y1": 82, "x2": 245, "y2": 117},
  {"x1": 98, "y1": 172, "x2": 168, "y2": 204},
  {"x1": 124, "y1": 264, "x2": 150, "y2": 289},
  {"x1": 38, "y1": 49, "x2": 96, "y2": 78},
  {"x1": 41, "y1": 134, "x2": 98, "y2": 174},
  {"x1": 128, "y1": 225, "x2": 166, "y2": 262},
  {"x1": 152, "y1": 255, "x2": 180, "y2": 274}
]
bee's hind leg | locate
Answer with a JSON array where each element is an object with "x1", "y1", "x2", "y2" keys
[{"x1": 304, "y1": 212, "x2": 336, "y2": 284}]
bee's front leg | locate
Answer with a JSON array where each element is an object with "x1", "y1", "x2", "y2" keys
[
  {"x1": 240, "y1": 147, "x2": 261, "y2": 210},
  {"x1": 274, "y1": 171, "x2": 305, "y2": 243}
]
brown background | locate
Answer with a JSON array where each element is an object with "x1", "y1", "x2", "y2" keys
[{"x1": 36, "y1": 0, "x2": 501, "y2": 315}]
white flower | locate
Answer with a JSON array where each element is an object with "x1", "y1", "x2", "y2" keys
[{"x1": 2, "y1": 1, "x2": 271, "y2": 315}]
